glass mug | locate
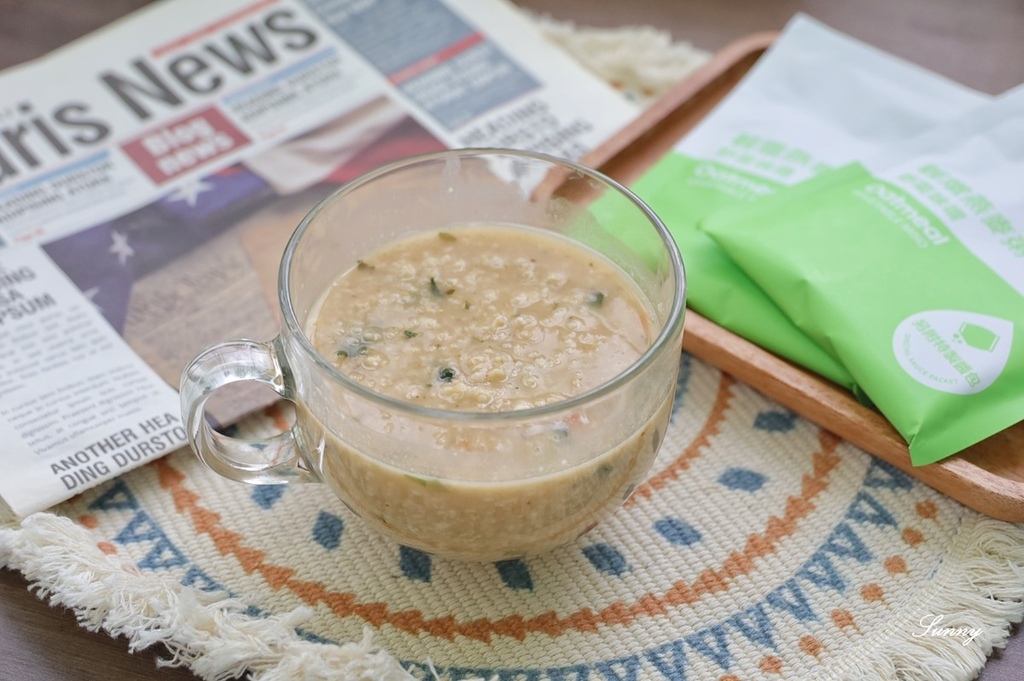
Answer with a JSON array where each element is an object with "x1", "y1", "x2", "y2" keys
[{"x1": 181, "y1": 148, "x2": 685, "y2": 562}]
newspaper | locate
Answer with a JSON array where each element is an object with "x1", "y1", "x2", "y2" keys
[{"x1": 0, "y1": 0, "x2": 638, "y2": 516}]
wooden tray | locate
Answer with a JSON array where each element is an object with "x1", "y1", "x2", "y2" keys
[{"x1": 582, "y1": 32, "x2": 1024, "y2": 523}]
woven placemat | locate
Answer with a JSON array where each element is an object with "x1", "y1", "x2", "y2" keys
[{"x1": 3, "y1": 16, "x2": 1023, "y2": 681}]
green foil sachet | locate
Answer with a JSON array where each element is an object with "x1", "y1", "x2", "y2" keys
[
  {"x1": 703, "y1": 88, "x2": 1024, "y2": 465},
  {"x1": 609, "y1": 14, "x2": 987, "y2": 398}
]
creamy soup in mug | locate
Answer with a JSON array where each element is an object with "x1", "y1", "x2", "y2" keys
[{"x1": 302, "y1": 225, "x2": 667, "y2": 560}]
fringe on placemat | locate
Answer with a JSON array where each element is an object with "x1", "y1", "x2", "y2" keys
[
  {"x1": 0, "y1": 497, "x2": 18, "y2": 528},
  {"x1": 3, "y1": 513, "x2": 1022, "y2": 681},
  {"x1": 0, "y1": 513, "x2": 483, "y2": 681},
  {"x1": 530, "y1": 13, "x2": 711, "y2": 107},
  {"x1": 821, "y1": 515, "x2": 1024, "y2": 681}
]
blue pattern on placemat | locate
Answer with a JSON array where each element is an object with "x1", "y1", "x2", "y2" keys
[
  {"x1": 798, "y1": 551, "x2": 849, "y2": 593},
  {"x1": 181, "y1": 565, "x2": 223, "y2": 593},
  {"x1": 582, "y1": 542, "x2": 631, "y2": 576},
  {"x1": 685, "y1": 626, "x2": 732, "y2": 671},
  {"x1": 766, "y1": 578, "x2": 817, "y2": 622},
  {"x1": 312, "y1": 511, "x2": 345, "y2": 550},
  {"x1": 114, "y1": 511, "x2": 189, "y2": 571},
  {"x1": 495, "y1": 559, "x2": 534, "y2": 591},
  {"x1": 252, "y1": 486, "x2": 286, "y2": 509},
  {"x1": 718, "y1": 467, "x2": 767, "y2": 492},
  {"x1": 753, "y1": 409, "x2": 798, "y2": 432},
  {"x1": 653, "y1": 517, "x2": 702, "y2": 547},
  {"x1": 863, "y1": 457, "x2": 915, "y2": 491},
  {"x1": 399, "y1": 546, "x2": 433, "y2": 582},
  {"x1": 89, "y1": 478, "x2": 137, "y2": 511},
  {"x1": 846, "y1": 491, "x2": 898, "y2": 527}
]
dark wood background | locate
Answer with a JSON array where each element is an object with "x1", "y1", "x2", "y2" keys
[{"x1": 1, "y1": 0, "x2": 1022, "y2": 678}]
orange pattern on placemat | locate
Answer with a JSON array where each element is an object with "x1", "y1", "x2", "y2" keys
[
  {"x1": 884, "y1": 556, "x2": 908, "y2": 575},
  {"x1": 625, "y1": 374, "x2": 736, "y2": 507},
  {"x1": 759, "y1": 654, "x2": 783, "y2": 674},
  {"x1": 860, "y1": 583, "x2": 885, "y2": 604},
  {"x1": 902, "y1": 527, "x2": 925, "y2": 547},
  {"x1": 152, "y1": 426, "x2": 841, "y2": 643},
  {"x1": 799, "y1": 634, "x2": 823, "y2": 657},
  {"x1": 831, "y1": 609, "x2": 859, "y2": 632},
  {"x1": 916, "y1": 500, "x2": 938, "y2": 520}
]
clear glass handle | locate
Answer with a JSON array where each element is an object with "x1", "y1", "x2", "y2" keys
[{"x1": 180, "y1": 337, "x2": 318, "y2": 485}]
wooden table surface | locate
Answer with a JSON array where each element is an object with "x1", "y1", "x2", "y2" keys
[{"x1": 2, "y1": 0, "x2": 1023, "y2": 679}]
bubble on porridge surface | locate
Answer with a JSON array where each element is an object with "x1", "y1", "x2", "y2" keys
[
  {"x1": 512, "y1": 314, "x2": 537, "y2": 329},
  {"x1": 360, "y1": 348, "x2": 388, "y2": 370},
  {"x1": 516, "y1": 258, "x2": 537, "y2": 280},
  {"x1": 542, "y1": 305, "x2": 569, "y2": 328},
  {"x1": 512, "y1": 291, "x2": 539, "y2": 308},
  {"x1": 546, "y1": 271, "x2": 568, "y2": 289}
]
